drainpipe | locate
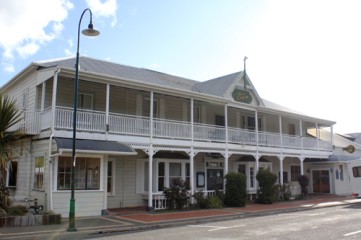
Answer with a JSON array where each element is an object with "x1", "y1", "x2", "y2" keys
[{"x1": 48, "y1": 67, "x2": 60, "y2": 211}]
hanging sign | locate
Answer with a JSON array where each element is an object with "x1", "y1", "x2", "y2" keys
[
  {"x1": 343, "y1": 145, "x2": 355, "y2": 153},
  {"x1": 232, "y1": 88, "x2": 252, "y2": 104}
]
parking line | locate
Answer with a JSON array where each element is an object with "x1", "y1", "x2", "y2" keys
[{"x1": 343, "y1": 229, "x2": 361, "y2": 237}]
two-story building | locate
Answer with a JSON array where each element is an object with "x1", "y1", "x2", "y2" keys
[{"x1": 1, "y1": 56, "x2": 343, "y2": 217}]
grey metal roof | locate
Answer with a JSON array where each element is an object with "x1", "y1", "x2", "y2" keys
[
  {"x1": 54, "y1": 137, "x2": 136, "y2": 155},
  {"x1": 305, "y1": 155, "x2": 361, "y2": 163},
  {"x1": 35, "y1": 56, "x2": 197, "y2": 91},
  {"x1": 192, "y1": 71, "x2": 241, "y2": 97},
  {"x1": 261, "y1": 99, "x2": 305, "y2": 115}
]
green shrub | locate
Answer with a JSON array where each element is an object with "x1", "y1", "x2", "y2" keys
[
  {"x1": 7, "y1": 205, "x2": 28, "y2": 216},
  {"x1": 224, "y1": 172, "x2": 247, "y2": 207},
  {"x1": 256, "y1": 168, "x2": 278, "y2": 204},
  {"x1": 208, "y1": 196, "x2": 223, "y2": 208},
  {"x1": 276, "y1": 184, "x2": 292, "y2": 201},
  {"x1": 193, "y1": 191, "x2": 209, "y2": 209},
  {"x1": 298, "y1": 175, "x2": 309, "y2": 195},
  {"x1": 163, "y1": 178, "x2": 190, "y2": 210}
]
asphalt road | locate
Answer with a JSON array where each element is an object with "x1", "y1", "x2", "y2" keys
[{"x1": 90, "y1": 204, "x2": 361, "y2": 240}]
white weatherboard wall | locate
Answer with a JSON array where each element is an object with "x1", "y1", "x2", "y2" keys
[
  {"x1": 52, "y1": 191, "x2": 105, "y2": 217},
  {"x1": 108, "y1": 155, "x2": 143, "y2": 209}
]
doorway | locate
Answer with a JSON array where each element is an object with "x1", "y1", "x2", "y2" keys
[
  {"x1": 207, "y1": 169, "x2": 223, "y2": 190},
  {"x1": 312, "y1": 170, "x2": 330, "y2": 193}
]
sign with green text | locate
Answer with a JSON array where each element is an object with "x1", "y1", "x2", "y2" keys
[{"x1": 232, "y1": 88, "x2": 252, "y2": 104}]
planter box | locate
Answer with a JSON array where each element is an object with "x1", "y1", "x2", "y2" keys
[{"x1": 0, "y1": 214, "x2": 61, "y2": 227}]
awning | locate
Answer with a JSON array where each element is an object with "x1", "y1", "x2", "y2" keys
[{"x1": 54, "y1": 138, "x2": 136, "y2": 156}]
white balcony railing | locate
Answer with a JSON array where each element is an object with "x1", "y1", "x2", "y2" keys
[
  {"x1": 18, "y1": 107, "x2": 332, "y2": 152},
  {"x1": 8, "y1": 110, "x2": 41, "y2": 135}
]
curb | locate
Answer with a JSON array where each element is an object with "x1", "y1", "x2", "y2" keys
[{"x1": 0, "y1": 200, "x2": 359, "y2": 240}]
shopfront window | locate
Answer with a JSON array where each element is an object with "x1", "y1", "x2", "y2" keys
[{"x1": 57, "y1": 157, "x2": 100, "y2": 190}]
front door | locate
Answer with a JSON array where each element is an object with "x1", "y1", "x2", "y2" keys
[
  {"x1": 312, "y1": 170, "x2": 330, "y2": 193},
  {"x1": 207, "y1": 169, "x2": 223, "y2": 190}
]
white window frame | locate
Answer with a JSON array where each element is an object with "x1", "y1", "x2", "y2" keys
[
  {"x1": 193, "y1": 105, "x2": 201, "y2": 123},
  {"x1": 6, "y1": 161, "x2": 18, "y2": 188},
  {"x1": 55, "y1": 154, "x2": 103, "y2": 191},
  {"x1": 338, "y1": 164, "x2": 344, "y2": 181},
  {"x1": 290, "y1": 165, "x2": 301, "y2": 182},
  {"x1": 33, "y1": 156, "x2": 45, "y2": 190},
  {"x1": 78, "y1": 92, "x2": 93, "y2": 110},
  {"x1": 144, "y1": 98, "x2": 159, "y2": 118},
  {"x1": 107, "y1": 159, "x2": 115, "y2": 195}
]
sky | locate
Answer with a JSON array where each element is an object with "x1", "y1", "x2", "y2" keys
[{"x1": 0, "y1": 0, "x2": 361, "y2": 135}]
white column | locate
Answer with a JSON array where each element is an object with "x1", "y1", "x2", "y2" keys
[
  {"x1": 255, "y1": 111, "x2": 259, "y2": 145},
  {"x1": 279, "y1": 155, "x2": 284, "y2": 185},
  {"x1": 279, "y1": 116, "x2": 283, "y2": 148},
  {"x1": 330, "y1": 125, "x2": 334, "y2": 148},
  {"x1": 224, "y1": 105, "x2": 229, "y2": 177},
  {"x1": 41, "y1": 82, "x2": 46, "y2": 112},
  {"x1": 150, "y1": 92, "x2": 154, "y2": 141},
  {"x1": 105, "y1": 83, "x2": 110, "y2": 138},
  {"x1": 190, "y1": 148, "x2": 194, "y2": 197},
  {"x1": 299, "y1": 119, "x2": 303, "y2": 150},
  {"x1": 300, "y1": 157, "x2": 304, "y2": 175},
  {"x1": 316, "y1": 123, "x2": 320, "y2": 150},
  {"x1": 255, "y1": 152, "x2": 260, "y2": 190},
  {"x1": 148, "y1": 146, "x2": 154, "y2": 210},
  {"x1": 191, "y1": 99, "x2": 194, "y2": 142}
]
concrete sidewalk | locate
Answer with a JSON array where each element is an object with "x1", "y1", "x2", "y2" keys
[{"x1": 1, "y1": 194, "x2": 361, "y2": 240}]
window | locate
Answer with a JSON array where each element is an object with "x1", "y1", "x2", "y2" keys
[
  {"x1": 353, "y1": 166, "x2": 361, "y2": 178},
  {"x1": 193, "y1": 106, "x2": 201, "y2": 123},
  {"x1": 78, "y1": 93, "x2": 93, "y2": 110},
  {"x1": 288, "y1": 124, "x2": 296, "y2": 135},
  {"x1": 185, "y1": 163, "x2": 190, "y2": 190},
  {"x1": 290, "y1": 165, "x2": 301, "y2": 182},
  {"x1": 21, "y1": 89, "x2": 29, "y2": 109},
  {"x1": 247, "y1": 116, "x2": 262, "y2": 130},
  {"x1": 158, "y1": 162, "x2": 165, "y2": 191},
  {"x1": 107, "y1": 161, "x2": 114, "y2": 194},
  {"x1": 143, "y1": 98, "x2": 158, "y2": 118},
  {"x1": 57, "y1": 157, "x2": 100, "y2": 190},
  {"x1": 339, "y1": 165, "x2": 344, "y2": 181},
  {"x1": 7, "y1": 161, "x2": 18, "y2": 188},
  {"x1": 34, "y1": 157, "x2": 44, "y2": 189},
  {"x1": 249, "y1": 167, "x2": 254, "y2": 188},
  {"x1": 169, "y1": 163, "x2": 181, "y2": 187}
]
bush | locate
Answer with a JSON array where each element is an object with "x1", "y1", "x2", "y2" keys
[
  {"x1": 224, "y1": 172, "x2": 247, "y2": 207},
  {"x1": 193, "y1": 191, "x2": 209, "y2": 209},
  {"x1": 208, "y1": 196, "x2": 223, "y2": 208},
  {"x1": 298, "y1": 175, "x2": 310, "y2": 195},
  {"x1": 7, "y1": 205, "x2": 28, "y2": 216},
  {"x1": 256, "y1": 168, "x2": 278, "y2": 204},
  {"x1": 163, "y1": 178, "x2": 190, "y2": 210},
  {"x1": 276, "y1": 184, "x2": 292, "y2": 201}
]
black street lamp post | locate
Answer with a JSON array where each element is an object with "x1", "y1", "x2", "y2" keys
[{"x1": 68, "y1": 8, "x2": 100, "y2": 232}]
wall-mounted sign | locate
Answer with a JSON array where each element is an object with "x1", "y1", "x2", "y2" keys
[
  {"x1": 232, "y1": 88, "x2": 252, "y2": 104},
  {"x1": 343, "y1": 145, "x2": 355, "y2": 153}
]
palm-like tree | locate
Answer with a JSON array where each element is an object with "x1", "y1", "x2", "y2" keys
[{"x1": 0, "y1": 95, "x2": 23, "y2": 211}]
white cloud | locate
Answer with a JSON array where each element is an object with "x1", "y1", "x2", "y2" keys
[
  {"x1": 150, "y1": 63, "x2": 161, "y2": 69},
  {"x1": 17, "y1": 42, "x2": 40, "y2": 58},
  {"x1": 3, "y1": 64, "x2": 14, "y2": 74},
  {"x1": 0, "y1": 0, "x2": 73, "y2": 60},
  {"x1": 86, "y1": 0, "x2": 117, "y2": 27}
]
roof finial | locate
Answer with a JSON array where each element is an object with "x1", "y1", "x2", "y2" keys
[{"x1": 243, "y1": 56, "x2": 248, "y2": 90}]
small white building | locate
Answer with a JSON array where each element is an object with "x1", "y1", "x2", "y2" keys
[{"x1": 1, "y1": 56, "x2": 357, "y2": 217}]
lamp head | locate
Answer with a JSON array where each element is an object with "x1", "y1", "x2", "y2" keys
[{"x1": 82, "y1": 22, "x2": 100, "y2": 36}]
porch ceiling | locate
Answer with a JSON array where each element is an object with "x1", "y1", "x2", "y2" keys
[{"x1": 54, "y1": 138, "x2": 136, "y2": 155}]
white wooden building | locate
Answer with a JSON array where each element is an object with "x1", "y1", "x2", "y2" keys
[{"x1": 1, "y1": 56, "x2": 357, "y2": 217}]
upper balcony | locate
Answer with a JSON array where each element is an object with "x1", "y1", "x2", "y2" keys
[{"x1": 16, "y1": 107, "x2": 333, "y2": 152}]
